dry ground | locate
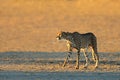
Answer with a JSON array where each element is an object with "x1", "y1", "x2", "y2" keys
[
  {"x1": 0, "y1": 52, "x2": 119, "y2": 72},
  {"x1": 0, "y1": 52, "x2": 119, "y2": 80},
  {"x1": 0, "y1": 1, "x2": 120, "y2": 79},
  {"x1": 0, "y1": 71, "x2": 119, "y2": 80}
]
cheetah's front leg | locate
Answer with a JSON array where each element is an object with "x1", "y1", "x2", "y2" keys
[
  {"x1": 62, "y1": 52, "x2": 72, "y2": 67},
  {"x1": 63, "y1": 43, "x2": 72, "y2": 67}
]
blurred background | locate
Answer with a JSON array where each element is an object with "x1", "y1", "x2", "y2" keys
[{"x1": 0, "y1": 0, "x2": 120, "y2": 52}]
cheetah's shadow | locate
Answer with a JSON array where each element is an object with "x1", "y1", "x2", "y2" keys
[{"x1": 0, "y1": 52, "x2": 119, "y2": 66}]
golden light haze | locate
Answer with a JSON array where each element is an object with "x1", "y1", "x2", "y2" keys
[{"x1": 0, "y1": 0, "x2": 120, "y2": 52}]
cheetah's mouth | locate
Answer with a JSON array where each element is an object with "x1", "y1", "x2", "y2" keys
[{"x1": 56, "y1": 36, "x2": 61, "y2": 40}]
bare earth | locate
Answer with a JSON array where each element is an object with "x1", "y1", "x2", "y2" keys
[
  {"x1": 0, "y1": 52, "x2": 119, "y2": 72},
  {"x1": 0, "y1": 52, "x2": 119, "y2": 80},
  {"x1": 0, "y1": 71, "x2": 119, "y2": 80},
  {"x1": 0, "y1": 0, "x2": 120, "y2": 80}
]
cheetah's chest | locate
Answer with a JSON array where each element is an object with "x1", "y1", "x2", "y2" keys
[{"x1": 67, "y1": 39, "x2": 77, "y2": 48}]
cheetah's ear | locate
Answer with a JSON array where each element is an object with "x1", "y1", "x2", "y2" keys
[{"x1": 57, "y1": 31, "x2": 61, "y2": 35}]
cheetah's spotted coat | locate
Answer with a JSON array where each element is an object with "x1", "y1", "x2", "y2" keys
[{"x1": 56, "y1": 31, "x2": 99, "y2": 69}]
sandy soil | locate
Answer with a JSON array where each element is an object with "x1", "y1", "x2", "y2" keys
[
  {"x1": 0, "y1": 52, "x2": 119, "y2": 80},
  {"x1": 0, "y1": 71, "x2": 119, "y2": 80},
  {"x1": 0, "y1": 0, "x2": 120, "y2": 80},
  {"x1": 0, "y1": 52, "x2": 119, "y2": 72}
]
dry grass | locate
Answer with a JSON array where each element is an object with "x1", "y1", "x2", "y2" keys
[{"x1": 0, "y1": 0, "x2": 120, "y2": 52}]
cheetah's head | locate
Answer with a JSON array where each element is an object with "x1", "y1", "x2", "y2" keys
[{"x1": 56, "y1": 31, "x2": 71, "y2": 40}]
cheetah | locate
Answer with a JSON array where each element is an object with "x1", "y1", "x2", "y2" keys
[{"x1": 56, "y1": 31, "x2": 99, "y2": 69}]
